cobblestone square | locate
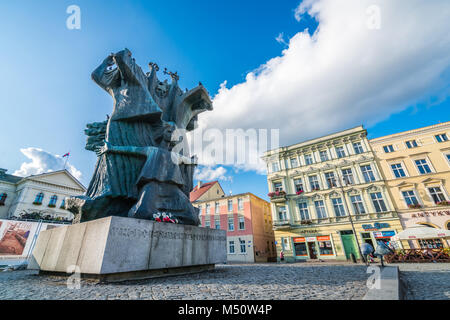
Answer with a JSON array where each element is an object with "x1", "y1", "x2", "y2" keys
[
  {"x1": 392, "y1": 263, "x2": 450, "y2": 300},
  {"x1": 0, "y1": 263, "x2": 369, "y2": 300}
]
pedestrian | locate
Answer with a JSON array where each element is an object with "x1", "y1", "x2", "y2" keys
[
  {"x1": 280, "y1": 250, "x2": 284, "y2": 262},
  {"x1": 374, "y1": 240, "x2": 394, "y2": 267},
  {"x1": 361, "y1": 242, "x2": 374, "y2": 266}
]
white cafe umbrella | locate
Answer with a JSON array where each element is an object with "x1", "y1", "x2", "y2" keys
[{"x1": 391, "y1": 224, "x2": 450, "y2": 241}]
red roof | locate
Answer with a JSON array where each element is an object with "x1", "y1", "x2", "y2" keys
[{"x1": 190, "y1": 181, "x2": 218, "y2": 202}]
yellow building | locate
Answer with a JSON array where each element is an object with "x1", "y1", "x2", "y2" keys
[
  {"x1": 370, "y1": 122, "x2": 450, "y2": 249},
  {"x1": 262, "y1": 126, "x2": 403, "y2": 262}
]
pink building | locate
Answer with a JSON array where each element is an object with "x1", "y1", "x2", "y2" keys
[{"x1": 191, "y1": 182, "x2": 276, "y2": 263}]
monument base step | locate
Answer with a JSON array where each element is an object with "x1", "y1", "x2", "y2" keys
[
  {"x1": 39, "y1": 264, "x2": 215, "y2": 283},
  {"x1": 29, "y1": 216, "x2": 227, "y2": 282}
]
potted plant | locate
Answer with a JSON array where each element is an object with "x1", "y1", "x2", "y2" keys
[
  {"x1": 408, "y1": 204, "x2": 422, "y2": 209},
  {"x1": 437, "y1": 200, "x2": 450, "y2": 206},
  {"x1": 296, "y1": 190, "x2": 304, "y2": 195}
]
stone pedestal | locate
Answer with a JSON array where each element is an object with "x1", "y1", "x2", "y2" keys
[{"x1": 29, "y1": 216, "x2": 227, "y2": 282}]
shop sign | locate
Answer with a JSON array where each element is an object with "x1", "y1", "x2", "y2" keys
[
  {"x1": 411, "y1": 210, "x2": 450, "y2": 218},
  {"x1": 306, "y1": 237, "x2": 316, "y2": 242},
  {"x1": 294, "y1": 229, "x2": 319, "y2": 234},
  {"x1": 317, "y1": 235, "x2": 330, "y2": 241},
  {"x1": 374, "y1": 231, "x2": 396, "y2": 239},
  {"x1": 293, "y1": 237, "x2": 306, "y2": 243},
  {"x1": 362, "y1": 223, "x2": 390, "y2": 231}
]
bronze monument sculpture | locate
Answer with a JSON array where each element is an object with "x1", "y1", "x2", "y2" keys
[{"x1": 67, "y1": 48, "x2": 212, "y2": 226}]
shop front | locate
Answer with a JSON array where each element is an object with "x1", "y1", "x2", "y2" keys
[
  {"x1": 293, "y1": 235, "x2": 336, "y2": 260},
  {"x1": 398, "y1": 208, "x2": 450, "y2": 249}
]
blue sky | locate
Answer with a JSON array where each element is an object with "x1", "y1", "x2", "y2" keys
[{"x1": 0, "y1": 0, "x2": 449, "y2": 201}]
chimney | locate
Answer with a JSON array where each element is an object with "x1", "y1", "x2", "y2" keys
[{"x1": 197, "y1": 181, "x2": 202, "y2": 189}]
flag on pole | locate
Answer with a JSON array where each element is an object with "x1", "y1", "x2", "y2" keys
[{"x1": 62, "y1": 152, "x2": 70, "y2": 158}]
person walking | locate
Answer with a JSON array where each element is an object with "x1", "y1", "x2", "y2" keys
[{"x1": 361, "y1": 242, "x2": 374, "y2": 266}]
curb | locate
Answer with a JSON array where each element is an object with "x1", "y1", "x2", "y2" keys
[{"x1": 363, "y1": 266, "x2": 400, "y2": 300}]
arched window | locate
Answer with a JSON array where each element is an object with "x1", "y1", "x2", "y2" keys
[
  {"x1": 0, "y1": 193, "x2": 7, "y2": 205},
  {"x1": 447, "y1": 222, "x2": 450, "y2": 230},
  {"x1": 34, "y1": 192, "x2": 44, "y2": 205},
  {"x1": 48, "y1": 195, "x2": 58, "y2": 207}
]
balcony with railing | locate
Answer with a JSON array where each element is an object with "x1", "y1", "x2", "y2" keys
[{"x1": 268, "y1": 191, "x2": 287, "y2": 203}]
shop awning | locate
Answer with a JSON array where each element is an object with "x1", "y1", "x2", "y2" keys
[{"x1": 391, "y1": 224, "x2": 450, "y2": 241}]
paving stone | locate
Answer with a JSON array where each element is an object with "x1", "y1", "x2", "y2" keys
[{"x1": 0, "y1": 263, "x2": 372, "y2": 300}]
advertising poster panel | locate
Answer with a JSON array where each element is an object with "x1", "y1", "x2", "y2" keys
[{"x1": 0, "y1": 220, "x2": 38, "y2": 257}]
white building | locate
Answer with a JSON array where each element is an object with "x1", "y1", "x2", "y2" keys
[{"x1": 0, "y1": 168, "x2": 86, "y2": 222}]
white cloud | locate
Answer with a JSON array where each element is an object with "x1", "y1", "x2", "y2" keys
[
  {"x1": 14, "y1": 147, "x2": 82, "y2": 180},
  {"x1": 194, "y1": 166, "x2": 233, "y2": 182},
  {"x1": 198, "y1": 0, "x2": 450, "y2": 172}
]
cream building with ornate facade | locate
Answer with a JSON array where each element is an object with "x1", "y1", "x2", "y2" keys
[
  {"x1": 0, "y1": 169, "x2": 86, "y2": 222},
  {"x1": 262, "y1": 126, "x2": 404, "y2": 262},
  {"x1": 370, "y1": 121, "x2": 450, "y2": 249}
]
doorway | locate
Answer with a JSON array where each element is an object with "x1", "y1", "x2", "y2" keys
[
  {"x1": 307, "y1": 242, "x2": 317, "y2": 259},
  {"x1": 341, "y1": 232, "x2": 359, "y2": 260}
]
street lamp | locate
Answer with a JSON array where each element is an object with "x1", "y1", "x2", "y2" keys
[{"x1": 333, "y1": 169, "x2": 366, "y2": 264}]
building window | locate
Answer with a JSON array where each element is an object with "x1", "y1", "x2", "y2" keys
[
  {"x1": 294, "y1": 178, "x2": 304, "y2": 193},
  {"x1": 418, "y1": 239, "x2": 444, "y2": 249},
  {"x1": 205, "y1": 203, "x2": 211, "y2": 215},
  {"x1": 361, "y1": 165, "x2": 376, "y2": 182},
  {"x1": 238, "y1": 216, "x2": 245, "y2": 230},
  {"x1": 391, "y1": 163, "x2": 407, "y2": 178},
  {"x1": 319, "y1": 150, "x2": 329, "y2": 162},
  {"x1": 353, "y1": 142, "x2": 364, "y2": 154},
  {"x1": 48, "y1": 195, "x2": 58, "y2": 207},
  {"x1": 371, "y1": 192, "x2": 388, "y2": 213},
  {"x1": 60, "y1": 199, "x2": 66, "y2": 209},
  {"x1": 227, "y1": 200, "x2": 233, "y2": 212},
  {"x1": 34, "y1": 192, "x2": 44, "y2": 205},
  {"x1": 428, "y1": 187, "x2": 447, "y2": 204},
  {"x1": 228, "y1": 217, "x2": 235, "y2": 231},
  {"x1": 215, "y1": 202, "x2": 220, "y2": 214},
  {"x1": 273, "y1": 182, "x2": 283, "y2": 192},
  {"x1": 215, "y1": 219, "x2": 220, "y2": 229},
  {"x1": 350, "y1": 195, "x2": 366, "y2": 214},
  {"x1": 277, "y1": 206, "x2": 287, "y2": 220},
  {"x1": 342, "y1": 168, "x2": 354, "y2": 185},
  {"x1": 318, "y1": 237, "x2": 334, "y2": 255},
  {"x1": 240, "y1": 240, "x2": 246, "y2": 253},
  {"x1": 405, "y1": 140, "x2": 418, "y2": 148},
  {"x1": 0, "y1": 193, "x2": 7, "y2": 206},
  {"x1": 272, "y1": 162, "x2": 280, "y2": 172},
  {"x1": 415, "y1": 159, "x2": 432, "y2": 174},
  {"x1": 435, "y1": 133, "x2": 448, "y2": 143},
  {"x1": 229, "y1": 241, "x2": 235, "y2": 254},
  {"x1": 304, "y1": 154, "x2": 313, "y2": 165},
  {"x1": 332, "y1": 198, "x2": 346, "y2": 217},
  {"x1": 402, "y1": 190, "x2": 419, "y2": 207},
  {"x1": 205, "y1": 220, "x2": 210, "y2": 228},
  {"x1": 445, "y1": 154, "x2": 450, "y2": 166},
  {"x1": 298, "y1": 202, "x2": 310, "y2": 221},
  {"x1": 238, "y1": 198, "x2": 244, "y2": 210},
  {"x1": 336, "y1": 146, "x2": 346, "y2": 158},
  {"x1": 290, "y1": 158, "x2": 299, "y2": 168},
  {"x1": 309, "y1": 175, "x2": 320, "y2": 191},
  {"x1": 325, "y1": 172, "x2": 337, "y2": 189},
  {"x1": 383, "y1": 145, "x2": 394, "y2": 153},
  {"x1": 314, "y1": 200, "x2": 327, "y2": 219}
]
